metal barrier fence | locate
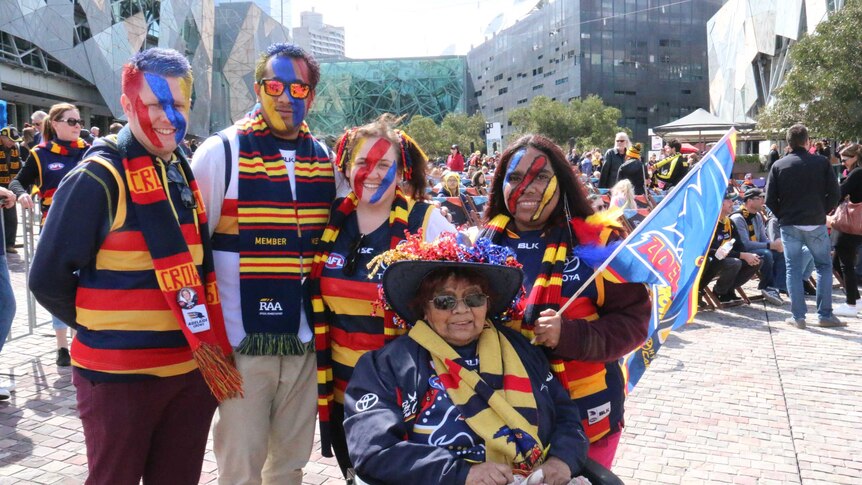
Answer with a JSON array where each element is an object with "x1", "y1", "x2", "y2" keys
[{"x1": 4, "y1": 202, "x2": 49, "y2": 343}]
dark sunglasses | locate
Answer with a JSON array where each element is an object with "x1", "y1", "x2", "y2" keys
[
  {"x1": 429, "y1": 293, "x2": 488, "y2": 311},
  {"x1": 165, "y1": 163, "x2": 197, "y2": 210},
  {"x1": 56, "y1": 118, "x2": 83, "y2": 127},
  {"x1": 258, "y1": 79, "x2": 312, "y2": 99},
  {"x1": 342, "y1": 233, "x2": 367, "y2": 276}
]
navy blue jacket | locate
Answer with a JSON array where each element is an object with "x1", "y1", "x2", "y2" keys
[
  {"x1": 766, "y1": 147, "x2": 840, "y2": 226},
  {"x1": 344, "y1": 324, "x2": 588, "y2": 484}
]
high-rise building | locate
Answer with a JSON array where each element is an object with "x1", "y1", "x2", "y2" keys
[
  {"x1": 707, "y1": 0, "x2": 845, "y2": 123},
  {"x1": 468, "y1": 0, "x2": 727, "y2": 143},
  {"x1": 293, "y1": 9, "x2": 345, "y2": 60}
]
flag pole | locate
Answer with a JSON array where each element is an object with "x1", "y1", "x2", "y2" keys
[{"x1": 555, "y1": 128, "x2": 736, "y2": 315}]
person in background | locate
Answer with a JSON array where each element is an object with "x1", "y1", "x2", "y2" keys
[
  {"x1": 0, "y1": 187, "x2": 15, "y2": 400},
  {"x1": 700, "y1": 186, "x2": 762, "y2": 303},
  {"x1": 438, "y1": 171, "x2": 462, "y2": 197},
  {"x1": 741, "y1": 173, "x2": 756, "y2": 189},
  {"x1": 447, "y1": 144, "x2": 465, "y2": 172},
  {"x1": 599, "y1": 132, "x2": 630, "y2": 189},
  {"x1": 30, "y1": 110, "x2": 47, "y2": 145},
  {"x1": 828, "y1": 143, "x2": 862, "y2": 318},
  {"x1": 10, "y1": 102, "x2": 90, "y2": 367},
  {"x1": 108, "y1": 122, "x2": 123, "y2": 135},
  {"x1": 766, "y1": 123, "x2": 842, "y2": 329},
  {"x1": 0, "y1": 126, "x2": 23, "y2": 253},
  {"x1": 609, "y1": 179, "x2": 637, "y2": 210},
  {"x1": 729, "y1": 188, "x2": 784, "y2": 306},
  {"x1": 90, "y1": 126, "x2": 101, "y2": 138},
  {"x1": 767, "y1": 143, "x2": 780, "y2": 172},
  {"x1": 652, "y1": 139, "x2": 688, "y2": 190},
  {"x1": 616, "y1": 142, "x2": 647, "y2": 195}
]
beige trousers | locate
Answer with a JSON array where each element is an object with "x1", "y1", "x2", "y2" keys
[{"x1": 213, "y1": 351, "x2": 316, "y2": 485}]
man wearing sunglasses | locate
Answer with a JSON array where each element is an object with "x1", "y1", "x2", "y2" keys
[
  {"x1": 29, "y1": 48, "x2": 242, "y2": 484},
  {"x1": 192, "y1": 42, "x2": 345, "y2": 485},
  {"x1": 599, "y1": 131, "x2": 630, "y2": 189}
]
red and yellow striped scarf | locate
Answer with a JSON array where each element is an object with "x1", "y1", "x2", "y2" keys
[
  {"x1": 118, "y1": 129, "x2": 241, "y2": 401},
  {"x1": 310, "y1": 187, "x2": 411, "y2": 457},
  {"x1": 233, "y1": 108, "x2": 334, "y2": 354},
  {"x1": 409, "y1": 320, "x2": 545, "y2": 476}
]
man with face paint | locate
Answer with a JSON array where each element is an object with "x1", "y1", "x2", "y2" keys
[
  {"x1": 29, "y1": 48, "x2": 241, "y2": 484},
  {"x1": 192, "y1": 43, "x2": 346, "y2": 485}
]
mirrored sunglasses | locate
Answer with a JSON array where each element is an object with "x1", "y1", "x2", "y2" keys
[
  {"x1": 429, "y1": 293, "x2": 488, "y2": 311},
  {"x1": 259, "y1": 79, "x2": 312, "y2": 99}
]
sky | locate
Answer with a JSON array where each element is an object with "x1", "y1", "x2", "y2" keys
[{"x1": 291, "y1": 0, "x2": 536, "y2": 59}]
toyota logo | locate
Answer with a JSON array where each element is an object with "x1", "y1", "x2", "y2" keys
[{"x1": 355, "y1": 393, "x2": 379, "y2": 412}]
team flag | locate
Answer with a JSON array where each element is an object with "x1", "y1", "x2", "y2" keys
[{"x1": 574, "y1": 129, "x2": 737, "y2": 392}]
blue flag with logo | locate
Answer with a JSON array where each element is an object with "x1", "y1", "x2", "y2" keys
[{"x1": 598, "y1": 129, "x2": 737, "y2": 392}]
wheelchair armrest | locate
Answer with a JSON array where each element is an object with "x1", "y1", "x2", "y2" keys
[{"x1": 579, "y1": 457, "x2": 625, "y2": 485}]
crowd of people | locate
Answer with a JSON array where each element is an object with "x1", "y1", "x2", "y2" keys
[{"x1": 0, "y1": 41, "x2": 857, "y2": 485}]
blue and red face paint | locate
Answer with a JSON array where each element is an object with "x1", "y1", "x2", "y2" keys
[
  {"x1": 504, "y1": 149, "x2": 558, "y2": 220},
  {"x1": 261, "y1": 56, "x2": 309, "y2": 130},
  {"x1": 352, "y1": 138, "x2": 397, "y2": 204},
  {"x1": 124, "y1": 69, "x2": 188, "y2": 149}
]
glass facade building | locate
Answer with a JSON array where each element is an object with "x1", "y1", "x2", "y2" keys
[
  {"x1": 468, "y1": 0, "x2": 726, "y2": 143},
  {"x1": 707, "y1": 0, "x2": 844, "y2": 123},
  {"x1": 308, "y1": 57, "x2": 472, "y2": 138}
]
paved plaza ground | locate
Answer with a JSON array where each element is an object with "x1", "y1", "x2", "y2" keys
[{"x1": 2, "y1": 247, "x2": 861, "y2": 484}]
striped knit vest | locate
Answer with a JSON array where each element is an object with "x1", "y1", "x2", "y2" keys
[
  {"x1": 28, "y1": 141, "x2": 86, "y2": 222},
  {"x1": 485, "y1": 222, "x2": 625, "y2": 443},
  {"x1": 72, "y1": 149, "x2": 200, "y2": 381},
  {"x1": 319, "y1": 201, "x2": 434, "y2": 404}
]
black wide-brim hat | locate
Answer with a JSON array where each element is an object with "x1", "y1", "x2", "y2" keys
[{"x1": 382, "y1": 260, "x2": 524, "y2": 324}]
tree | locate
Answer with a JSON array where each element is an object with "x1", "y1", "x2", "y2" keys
[
  {"x1": 404, "y1": 115, "x2": 446, "y2": 159},
  {"x1": 439, "y1": 112, "x2": 486, "y2": 156},
  {"x1": 508, "y1": 95, "x2": 625, "y2": 150},
  {"x1": 758, "y1": 1, "x2": 862, "y2": 139}
]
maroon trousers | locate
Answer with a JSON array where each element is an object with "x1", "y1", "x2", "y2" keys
[{"x1": 74, "y1": 369, "x2": 218, "y2": 485}]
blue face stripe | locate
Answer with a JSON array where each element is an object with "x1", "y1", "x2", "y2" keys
[
  {"x1": 504, "y1": 149, "x2": 526, "y2": 186},
  {"x1": 271, "y1": 57, "x2": 306, "y2": 126},
  {"x1": 144, "y1": 72, "x2": 187, "y2": 144},
  {"x1": 370, "y1": 161, "x2": 398, "y2": 204}
]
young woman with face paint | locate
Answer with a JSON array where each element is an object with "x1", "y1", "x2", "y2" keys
[
  {"x1": 479, "y1": 134, "x2": 651, "y2": 469},
  {"x1": 309, "y1": 114, "x2": 455, "y2": 478},
  {"x1": 9, "y1": 102, "x2": 90, "y2": 368}
]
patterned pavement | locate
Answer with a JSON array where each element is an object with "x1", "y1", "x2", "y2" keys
[{"x1": 2, "y1": 247, "x2": 861, "y2": 484}]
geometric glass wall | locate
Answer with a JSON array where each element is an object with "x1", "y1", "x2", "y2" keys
[{"x1": 308, "y1": 56, "x2": 470, "y2": 138}]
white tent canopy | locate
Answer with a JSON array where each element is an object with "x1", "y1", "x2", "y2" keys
[{"x1": 652, "y1": 108, "x2": 757, "y2": 141}]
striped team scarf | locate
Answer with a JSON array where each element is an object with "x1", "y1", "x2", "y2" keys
[
  {"x1": 118, "y1": 129, "x2": 242, "y2": 402},
  {"x1": 310, "y1": 187, "x2": 411, "y2": 457},
  {"x1": 481, "y1": 214, "x2": 570, "y2": 339},
  {"x1": 735, "y1": 208, "x2": 758, "y2": 242},
  {"x1": 44, "y1": 138, "x2": 88, "y2": 156},
  {"x1": 409, "y1": 320, "x2": 545, "y2": 476},
  {"x1": 480, "y1": 213, "x2": 619, "y2": 402},
  {"x1": 234, "y1": 106, "x2": 334, "y2": 355}
]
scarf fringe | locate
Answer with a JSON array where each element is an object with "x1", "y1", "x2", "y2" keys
[
  {"x1": 236, "y1": 333, "x2": 312, "y2": 356},
  {"x1": 193, "y1": 342, "x2": 244, "y2": 402}
]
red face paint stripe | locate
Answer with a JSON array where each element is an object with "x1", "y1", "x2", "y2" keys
[
  {"x1": 353, "y1": 138, "x2": 392, "y2": 199},
  {"x1": 507, "y1": 156, "x2": 548, "y2": 214},
  {"x1": 126, "y1": 69, "x2": 163, "y2": 149}
]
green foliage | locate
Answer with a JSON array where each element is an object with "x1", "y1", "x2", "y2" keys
[
  {"x1": 758, "y1": 1, "x2": 862, "y2": 139},
  {"x1": 404, "y1": 112, "x2": 486, "y2": 159},
  {"x1": 507, "y1": 95, "x2": 627, "y2": 149},
  {"x1": 734, "y1": 154, "x2": 762, "y2": 165}
]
